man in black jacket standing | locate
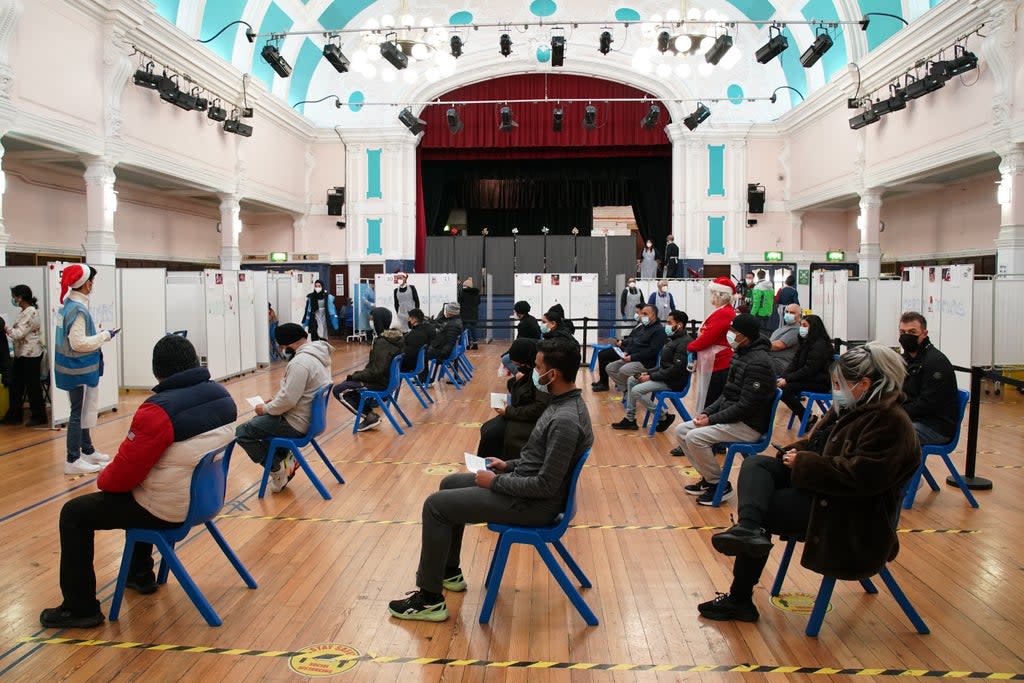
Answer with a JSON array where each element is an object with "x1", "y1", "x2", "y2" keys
[
  {"x1": 674, "y1": 314, "x2": 776, "y2": 504},
  {"x1": 662, "y1": 234, "x2": 679, "y2": 278},
  {"x1": 898, "y1": 311, "x2": 959, "y2": 445},
  {"x1": 401, "y1": 309, "x2": 434, "y2": 373},
  {"x1": 603, "y1": 305, "x2": 668, "y2": 393},
  {"x1": 457, "y1": 278, "x2": 481, "y2": 350},
  {"x1": 613, "y1": 310, "x2": 692, "y2": 432}
]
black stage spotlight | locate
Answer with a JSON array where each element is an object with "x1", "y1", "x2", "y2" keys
[
  {"x1": 800, "y1": 29, "x2": 833, "y2": 68},
  {"x1": 583, "y1": 104, "x2": 597, "y2": 130},
  {"x1": 499, "y1": 33, "x2": 512, "y2": 57},
  {"x1": 323, "y1": 43, "x2": 350, "y2": 73},
  {"x1": 683, "y1": 102, "x2": 710, "y2": 130},
  {"x1": 207, "y1": 101, "x2": 227, "y2": 122},
  {"x1": 872, "y1": 84, "x2": 906, "y2": 116},
  {"x1": 261, "y1": 43, "x2": 292, "y2": 78},
  {"x1": 551, "y1": 35, "x2": 565, "y2": 67},
  {"x1": 380, "y1": 38, "x2": 409, "y2": 70},
  {"x1": 756, "y1": 25, "x2": 789, "y2": 64},
  {"x1": 552, "y1": 105, "x2": 563, "y2": 132},
  {"x1": 948, "y1": 44, "x2": 978, "y2": 76},
  {"x1": 640, "y1": 104, "x2": 660, "y2": 129},
  {"x1": 169, "y1": 88, "x2": 199, "y2": 111},
  {"x1": 598, "y1": 31, "x2": 613, "y2": 55},
  {"x1": 898, "y1": 71, "x2": 944, "y2": 101},
  {"x1": 849, "y1": 108, "x2": 880, "y2": 130},
  {"x1": 705, "y1": 33, "x2": 733, "y2": 65},
  {"x1": 450, "y1": 35, "x2": 463, "y2": 58},
  {"x1": 158, "y1": 75, "x2": 180, "y2": 105},
  {"x1": 446, "y1": 107, "x2": 463, "y2": 134},
  {"x1": 499, "y1": 105, "x2": 518, "y2": 132},
  {"x1": 224, "y1": 118, "x2": 254, "y2": 137},
  {"x1": 192, "y1": 89, "x2": 209, "y2": 112},
  {"x1": 133, "y1": 62, "x2": 162, "y2": 89},
  {"x1": 657, "y1": 31, "x2": 672, "y2": 53},
  {"x1": 398, "y1": 107, "x2": 425, "y2": 135}
]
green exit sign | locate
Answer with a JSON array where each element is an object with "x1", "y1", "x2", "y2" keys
[
  {"x1": 826, "y1": 250, "x2": 845, "y2": 262},
  {"x1": 269, "y1": 252, "x2": 288, "y2": 262},
  {"x1": 764, "y1": 251, "x2": 784, "y2": 262}
]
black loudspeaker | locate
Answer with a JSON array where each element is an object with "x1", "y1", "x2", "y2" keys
[
  {"x1": 327, "y1": 186, "x2": 345, "y2": 216},
  {"x1": 747, "y1": 183, "x2": 765, "y2": 214}
]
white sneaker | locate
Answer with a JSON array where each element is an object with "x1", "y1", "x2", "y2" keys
[
  {"x1": 65, "y1": 459, "x2": 102, "y2": 475},
  {"x1": 269, "y1": 467, "x2": 289, "y2": 493},
  {"x1": 81, "y1": 452, "x2": 110, "y2": 466}
]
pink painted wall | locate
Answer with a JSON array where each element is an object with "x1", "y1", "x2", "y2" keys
[
  {"x1": 802, "y1": 211, "x2": 856, "y2": 254},
  {"x1": 244, "y1": 120, "x2": 307, "y2": 198},
  {"x1": 788, "y1": 105, "x2": 859, "y2": 198}
]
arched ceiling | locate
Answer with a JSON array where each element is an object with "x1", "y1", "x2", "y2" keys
[{"x1": 152, "y1": 0, "x2": 946, "y2": 128}]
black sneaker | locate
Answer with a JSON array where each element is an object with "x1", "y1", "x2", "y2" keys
[
  {"x1": 655, "y1": 413, "x2": 676, "y2": 432},
  {"x1": 126, "y1": 572, "x2": 159, "y2": 594},
  {"x1": 388, "y1": 591, "x2": 448, "y2": 622},
  {"x1": 356, "y1": 413, "x2": 380, "y2": 432},
  {"x1": 591, "y1": 383, "x2": 609, "y2": 392},
  {"x1": 697, "y1": 481, "x2": 734, "y2": 505},
  {"x1": 711, "y1": 524, "x2": 773, "y2": 558},
  {"x1": 39, "y1": 606, "x2": 105, "y2": 629},
  {"x1": 683, "y1": 478, "x2": 713, "y2": 495},
  {"x1": 697, "y1": 593, "x2": 759, "y2": 622},
  {"x1": 612, "y1": 418, "x2": 638, "y2": 431},
  {"x1": 670, "y1": 446, "x2": 686, "y2": 457}
]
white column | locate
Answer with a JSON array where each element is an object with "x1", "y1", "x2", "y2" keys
[
  {"x1": 726, "y1": 138, "x2": 748, "y2": 258},
  {"x1": 292, "y1": 213, "x2": 309, "y2": 254},
  {"x1": 0, "y1": 137, "x2": 8, "y2": 266},
  {"x1": 399, "y1": 136, "x2": 418, "y2": 263},
  {"x1": 996, "y1": 144, "x2": 1024, "y2": 275},
  {"x1": 666, "y1": 123, "x2": 686, "y2": 248},
  {"x1": 82, "y1": 157, "x2": 119, "y2": 266},
  {"x1": 218, "y1": 194, "x2": 242, "y2": 271},
  {"x1": 857, "y1": 188, "x2": 883, "y2": 278},
  {"x1": 790, "y1": 211, "x2": 804, "y2": 252},
  {"x1": 683, "y1": 139, "x2": 704, "y2": 259}
]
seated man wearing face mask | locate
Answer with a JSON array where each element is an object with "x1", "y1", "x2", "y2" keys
[
  {"x1": 592, "y1": 303, "x2": 644, "y2": 391},
  {"x1": 768, "y1": 304, "x2": 803, "y2": 375},
  {"x1": 235, "y1": 323, "x2": 333, "y2": 493},
  {"x1": 674, "y1": 314, "x2": 776, "y2": 505},
  {"x1": 898, "y1": 311, "x2": 959, "y2": 446},
  {"x1": 605, "y1": 305, "x2": 668, "y2": 393}
]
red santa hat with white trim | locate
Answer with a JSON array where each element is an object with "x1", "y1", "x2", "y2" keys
[
  {"x1": 708, "y1": 276, "x2": 735, "y2": 295},
  {"x1": 60, "y1": 263, "x2": 93, "y2": 303}
]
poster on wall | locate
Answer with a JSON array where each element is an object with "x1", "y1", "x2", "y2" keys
[{"x1": 335, "y1": 273, "x2": 344, "y2": 297}]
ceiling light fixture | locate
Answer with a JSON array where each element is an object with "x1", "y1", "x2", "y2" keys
[
  {"x1": 598, "y1": 30, "x2": 613, "y2": 55},
  {"x1": 446, "y1": 107, "x2": 463, "y2": 134},
  {"x1": 849, "y1": 106, "x2": 880, "y2": 129},
  {"x1": 261, "y1": 42, "x2": 292, "y2": 78},
  {"x1": 132, "y1": 62, "x2": 163, "y2": 89},
  {"x1": 705, "y1": 32, "x2": 733, "y2": 65},
  {"x1": 224, "y1": 117, "x2": 254, "y2": 137},
  {"x1": 800, "y1": 27, "x2": 833, "y2": 68},
  {"x1": 398, "y1": 107, "x2": 426, "y2": 134},
  {"x1": 683, "y1": 102, "x2": 710, "y2": 130},
  {"x1": 499, "y1": 105, "x2": 517, "y2": 132},
  {"x1": 207, "y1": 100, "x2": 227, "y2": 121},
  {"x1": 657, "y1": 31, "x2": 672, "y2": 53},
  {"x1": 550, "y1": 34, "x2": 565, "y2": 67},
  {"x1": 380, "y1": 34, "x2": 409, "y2": 70},
  {"x1": 322, "y1": 41, "x2": 350, "y2": 73},
  {"x1": 756, "y1": 24, "x2": 789, "y2": 64},
  {"x1": 499, "y1": 33, "x2": 512, "y2": 57},
  {"x1": 871, "y1": 84, "x2": 906, "y2": 116},
  {"x1": 450, "y1": 35, "x2": 463, "y2": 58},
  {"x1": 947, "y1": 44, "x2": 978, "y2": 76},
  {"x1": 583, "y1": 104, "x2": 597, "y2": 130},
  {"x1": 640, "y1": 104, "x2": 661, "y2": 130}
]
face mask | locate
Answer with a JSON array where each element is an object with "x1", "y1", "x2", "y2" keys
[
  {"x1": 640, "y1": 315, "x2": 651, "y2": 326},
  {"x1": 745, "y1": 278, "x2": 753, "y2": 285},
  {"x1": 832, "y1": 388, "x2": 855, "y2": 411},
  {"x1": 726, "y1": 330, "x2": 738, "y2": 348},
  {"x1": 646, "y1": 243, "x2": 652, "y2": 248},
  {"x1": 784, "y1": 313, "x2": 796, "y2": 324},
  {"x1": 659, "y1": 287, "x2": 666, "y2": 293},
  {"x1": 10, "y1": 298, "x2": 16, "y2": 307},
  {"x1": 546, "y1": 322, "x2": 555, "y2": 332},
  {"x1": 664, "y1": 324, "x2": 674, "y2": 335},
  {"x1": 899, "y1": 333, "x2": 920, "y2": 353},
  {"x1": 628, "y1": 283, "x2": 636, "y2": 290},
  {"x1": 284, "y1": 347, "x2": 295, "y2": 361},
  {"x1": 314, "y1": 287, "x2": 322, "y2": 293},
  {"x1": 798, "y1": 326, "x2": 809, "y2": 338},
  {"x1": 633, "y1": 313, "x2": 640, "y2": 321},
  {"x1": 532, "y1": 368, "x2": 552, "y2": 393}
]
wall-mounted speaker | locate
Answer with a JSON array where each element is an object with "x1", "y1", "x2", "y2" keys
[
  {"x1": 747, "y1": 183, "x2": 765, "y2": 214},
  {"x1": 327, "y1": 186, "x2": 345, "y2": 216}
]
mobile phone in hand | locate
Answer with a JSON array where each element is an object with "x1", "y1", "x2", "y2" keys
[{"x1": 771, "y1": 442, "x2": 788, "y2": 458}]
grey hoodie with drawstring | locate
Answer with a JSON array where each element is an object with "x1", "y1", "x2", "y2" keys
[{"x1": 264, "y1": 340, "x2": 332, "y2": 433}]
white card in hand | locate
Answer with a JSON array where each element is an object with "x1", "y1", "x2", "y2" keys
[
  {"x1": 490, "y1": 392, "x2": 508, "y2": 409},
  {"x1": 245, "y1": 396, "x2": 264, "y2": 408},
  {"x1": 464, "y1": 452, "x2": 488, "y2": 473}
]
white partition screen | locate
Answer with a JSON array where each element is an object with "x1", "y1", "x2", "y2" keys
[
  {"x1": 901, "y1": 267, "x2": 924, "y2": 314},
  {"x1": 221, "y1": 271, "x2": 242, "y2": 377},
  {"x1": 937, "y1": 265, "x2": 974, "y2": 389},
  {"x1": 118, "y1": 268, "x2": 167, "y2": 388},
  {"x1": 874, "y1": 280, "x2": 903, "y2": 347},
  {"x1": 514, "y1": 273, "x2": 599, "y2": 346},
  {"x1": 0, "y1": 266, "x2": 47, "y2": 356},
  {"x1": 238, "y1": 272, "x2": 259, "y2": 370},
  {"x1": 202, "y1": 270, "x2": 228, "y2": 380},
  {"x1": 845, "y1": 278, "x2": 870, "y2": 342},
  {"x1": 428, "y1": 274, "x2": 458, "y2": 318},
  {"x1": 166, "y1": 273, "x2": 205, "y2": 356},
  {"x1": 922, "y1": 266, "x2": 943, "y2": 341},
  {"x1": 569, "y1": 274, "x2": 600, "y2": 345}
]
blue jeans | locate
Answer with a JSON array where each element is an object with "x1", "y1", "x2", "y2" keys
[
  {"x1": 235, "y1": 414, "x2": 305, "y2": 471},
  {"x1": 913, "y1": 421, "x2": 949, "y2": 446},
  {"x1": 66, "y1": 385, "x2": 95, "y2": 463},
  {"x1": 624, "y1": 377, "x2": 669, "y2": 421},
  {"x1": 501, "y1": 352, "x2": 518, "y2": 375}
]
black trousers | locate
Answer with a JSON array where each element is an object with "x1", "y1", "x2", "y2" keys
[
  {"x1": 780, "y1": 379, "x2": 831, "y2": 417},
  {"x1": 59, "y1": 492, "x2": 178, "y2": 615},
  {"x1": 596, "y1": 347, "x2": 620, "y2": 383},
  {"x1": 476, "y1": 416, "x2": 507, "y2": 459},
  {"x1": 729, "y1": 456, "x2": 813, "y2": 600},
  {"x1": 6, "y1": 355, "x2": 46, "y2": 421},
  {"x1": 706, "y1": 369, "x2": 728, "y2": 408}
]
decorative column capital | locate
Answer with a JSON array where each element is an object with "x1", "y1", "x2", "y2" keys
[
  {"x1": 665, "y1": 122, "x2": 688, "y2": 144},
  {"x1": 998, "y1": 143, "x2": 1024, "y2": 177},
  {"x1": 858, "y1": 188, "x2": 883, "y2": 210}
]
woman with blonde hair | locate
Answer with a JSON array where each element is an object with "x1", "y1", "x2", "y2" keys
[{"x1": 697, "y1": 342, "x2": 920, "y2": 622}]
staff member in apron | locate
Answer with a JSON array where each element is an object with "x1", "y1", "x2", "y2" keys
[{"x1": 392, "y1": 272, "x2": 420, "y2": 331}]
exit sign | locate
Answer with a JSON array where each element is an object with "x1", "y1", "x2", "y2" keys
[
  {"x1": 826, "y1": 250, "x2": 845, "y2": 262},
  {"x1": 269, "y1": 252, "x2": 288, "y2": 262},
  {"x1": 764, "y1": 251, "x2": 784, "y2": 262}
]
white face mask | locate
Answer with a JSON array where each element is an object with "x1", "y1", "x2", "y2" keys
[
  {"x1": 798, "y1": 326, "x2": 809, "y2": 338},
  {"x1": 726, "y1": 330, "x2": 739, "y2": 348},
  {"x1": 314, "y1": 286, "x2": 322, "y2": 293}
]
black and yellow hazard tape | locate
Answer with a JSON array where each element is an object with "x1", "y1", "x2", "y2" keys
[
  {"x1": 331, "y1": 457, "x2": 692, "y2": 471},
  {"x1": 215, "y1": 513, "x2": 978, "y2": 535},
  {"x1": 16, "y1": 636, "x2": 1024, "y2": 679}
]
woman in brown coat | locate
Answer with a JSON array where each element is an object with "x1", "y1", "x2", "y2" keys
[{"x1": 697, "y1": 342, "x2": 921, "y2": 622}]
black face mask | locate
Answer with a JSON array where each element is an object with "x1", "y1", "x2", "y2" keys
[
  {"x1": 899, "y1": 333, "x2": 921, "y2": 353},
  {"x1": 284, "y1": 347, "x2": 295, "y2": 361}
]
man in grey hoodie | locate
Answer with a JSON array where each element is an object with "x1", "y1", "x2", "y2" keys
[{"x1": 235, "y1": 323, "x2": 332, "y2": 493}]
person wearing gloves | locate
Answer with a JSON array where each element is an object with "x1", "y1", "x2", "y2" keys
[
  {"x1": 4, "y1": 284, "x2": 47, "y2": 426},
  {"x1": 457, "y1": 277, "x2": 481, "y2": 349},
  {"x1": 235, "y1": 323, "x2": 332, "y2": 493},
  {"x1": 387, "y1": 337, "x2": 592, "y2": 622},
  {"x1": 477, "y1": 338, "x2": 551, "y2": 460},
  {"x1": 39, "y1": 335, "x2": 237, "y2": 629},
  {"x1": 54, "y1": 264, "x2": 118, "y2": 475},
  {"x1": 392, "y1": 272, "x2": 420, "y2": 331},
  {"x1": 333, "y1": 324, "x2": 404, "y2": 431},
  {"x1": 302, "y1": 280, "x2": 339, "y2": 341}
]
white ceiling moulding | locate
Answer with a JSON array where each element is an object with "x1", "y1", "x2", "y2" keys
[{"x1": 119, "y1": 144, "x2": 235, "y2": 196}]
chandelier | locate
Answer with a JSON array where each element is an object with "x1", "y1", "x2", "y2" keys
[
  {"x1": 348, "y1": 2, "x2": 458, "y2": 84},
  {"x1": 631, "y1": 5, "x2": 742, "y2": 78}
]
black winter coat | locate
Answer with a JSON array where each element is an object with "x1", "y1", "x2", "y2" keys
[
  {"x1": 401, "y1": 323, "x2": 435, "y2": 372},
  {"x1": 349, "y1": 330, "x2": 404, "y2": 390},
  {"x1": 516, "y1": 313, "x2": 542, "y2": 340},
  {"x1": 648, "y1": 330, "x2": 694, "y2": 392},
  {"x1": 458, "y1": 287, "x2": 481, "y2": 321},
  {"x1": 782, "y1": 336, "x2": 833, "y2": 388},
  {"x1": 542, "y1": 323, "x2": 579, "y2": 350},
  {"x1": 902, "y1": 340, "x2": 959, "y2": 438},
  {"x1": 428, "y1": 316, "x2": 463, "y2": 358},
  {"x1": 500, "y1": 371, "x2": 552, "y2": 459},
  {"x1": 622, "y1": 321, "x2": 668, "y2": 367},
  {"x1": 787, "y1": 391, "x2": 920, "y2": 580},
  {"x1": 705, "y1": 336, "x2": 777, "y2": 432}
]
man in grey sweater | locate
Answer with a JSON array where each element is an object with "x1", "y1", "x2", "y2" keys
[
  {"x1": 388, "y1": 337, "x2": 594, "y2": 622},
  {"x1": 235, "y1": 323, "x2": 332, "y2": 492}
]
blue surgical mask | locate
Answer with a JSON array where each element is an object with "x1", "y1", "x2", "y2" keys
[
  {"x1": 832, "y1": 388, "x2": 855, "y2": 411},
  {"x1": 784, "y1": 313, "x2": 796, "y2": 324},
  {"x1": 532, "y1": 368, "x2": 552, "y2": 393},
  {"x1": 640, "y1": 316, "x2": 651, "y2": 326},
  {"x1": 664, "y1": 324, "x2": 673, "y2": 335},
  {"x1": 726, "y1": 330, "x2": 738, "y2": 347},
  {"x1": 633, "y1": 313, "x2": 640, "y2": 321},
  {"x1": 798, "y1": 326, "x2": 809, "y2": 338},
  {"x1": 9, "y1": 298, "x2": 16, "y2": 307}
]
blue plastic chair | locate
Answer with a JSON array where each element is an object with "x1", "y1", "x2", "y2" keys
[
  {"x1": 480, "y1": 449, "x2": 597, "y2": 625},
  {"x1": 786, "y1": 392, "x2": 832, "y2": 436},
  {"x1": 354, "y1": 354, "x2": 412, "y2": 435},
  {"x1": 902, "y1": 389, "x2": 977, "y2": 509},
  {"x1": 641, "y1": 375, "x2": 693, "y2": 437},
  {"x1": 429, "y1": 341, "x2": 464, "y2": 390},
  {"x1": 588, "y1": 343, "x2": 614, "y2": 372},
  {"x1": 396, "y1": 346, "x2": 433, "y2": 409},
  {"x1": 258, "y1": 384, "x2": 345, "y2": 500},
  {"x1": 708, "y1": 389, "x2": 783, "y2": 507},
  {"x1": 109, "y1": 443, "x2": 257, "y2": 627},
  {"x1": 456, "y1": 330, "x2": 474, "y2": 378}
]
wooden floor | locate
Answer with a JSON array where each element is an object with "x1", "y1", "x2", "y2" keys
[{"x1": 0, "y1": 342, "x2": 1022, "y2": 682}]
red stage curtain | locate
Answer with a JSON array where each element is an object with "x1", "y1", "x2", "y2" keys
[{"x1": 415, "y1": 148, "x2": 427, "y2": 271}]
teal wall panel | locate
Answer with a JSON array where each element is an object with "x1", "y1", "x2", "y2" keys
[
  {"x1": 290, "y1": 38, "x2": 322, "y2": 110},
  {"x1": 153, "y1": 0, "x2": 180, "y2": 23},
  {"x1": 199, "y1": 0, "x2": 248, "y2": 60},
  {"x1": 707, "y1": 145, "x2": 726, "y2": 197},
  {"x1": 859, "y1": 0, "x2": 906, "y2": 50},
  {"x1": 707, "y1": 217, "x2": 726, "y2": 255},
  {"x1": 778, "y1": 27, "x2": 809, "y2": 106},
  {"x1": 367, "y1": 218, "x2": 383, "y2": 255},
  {"x1": 366, "y1": 149, "x2": 383, "y2": 199}
]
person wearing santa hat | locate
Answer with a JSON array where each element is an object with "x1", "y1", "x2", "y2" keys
[
  {"x1": 54, "y1": 264, "x2": 119, "y2": 475},
  {"x1": 392, "y1": 272, "x2": 420, "y2": 332}
]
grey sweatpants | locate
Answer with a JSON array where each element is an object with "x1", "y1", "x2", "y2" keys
[
  {"x1": 607, "y1": 360, "x2": 647, "y2": 392},
  {"x1": 674, "y1": 420, "x2": 762, "y2": 484}
]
